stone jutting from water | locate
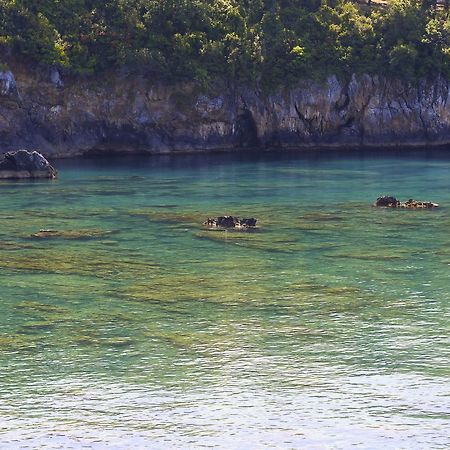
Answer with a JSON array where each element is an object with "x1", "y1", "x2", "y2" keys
[
  {"x1": 0, "y1": 150, "x2": 57, "y2": 179},
  {"x1": 374, "y1": 196, "x2": 439, "y2": 208},
  {"x1": 204, "y1": 216, "x2": 257, "y2": 229}
]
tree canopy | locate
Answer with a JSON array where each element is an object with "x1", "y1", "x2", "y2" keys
[{"x1": 1, "y1": 0, "x2": 450, "y2": 88}]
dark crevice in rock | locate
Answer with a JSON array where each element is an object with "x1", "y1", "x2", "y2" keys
[
  {"x1": 294, "y1": 103, "x2": 314, "y2": 135},
  {"x1": 341, "y1": 116, "x2": 355, "y2": 129},
  {"x1": 418, "y1": 108, "x2": 429, "y2": 141},
  {"x1": 236, "y1": 109, "x2": 259, "y2": 148},
  {"x1": 357, "y1": 93, "x2": 373, "y2": 147},
  {"x1": 335, "y1": 93, "x2": 350, "y2": 112},
  {"x1": 335, "y1": 81, "x2": 350, "y2": 112}
]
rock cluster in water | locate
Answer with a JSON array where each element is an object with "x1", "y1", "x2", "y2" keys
[
  {"x1": 375, "y1": 196, "x2": 439, "y2": 208},
  {"x1": 204, "y1": 216, "x2": 257, "y2": 229},
  {"x1": 0, "y1": 150, "x2": 57, "y2": 179}
]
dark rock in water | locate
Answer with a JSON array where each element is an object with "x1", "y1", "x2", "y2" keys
[
  {"x1": 375, "y1": 196, "x2": 400, "y2": 207},
  {"x1": 204, "y1": 216, "x2": 258, "y2": 229},
  {"x1": 375, "y1": 196, "x2": 438, "y2": 208},
  {"x1": 0, "y1": 150, "x2": 57, "y2": 179},
  {"x1": 217, "y1": 216, "x2": 236, "y2": 228},
  {"x1": 240, "y1": 217, "x2": 257, "y2": 227}
]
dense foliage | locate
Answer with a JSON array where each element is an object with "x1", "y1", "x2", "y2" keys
[{"x1": 1, "y1": 0, "x2": 450, "y2": 87}]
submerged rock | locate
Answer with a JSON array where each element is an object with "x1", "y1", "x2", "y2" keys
[
  {"x1": 31, "y1": 229, "x2": 114, "y2": 239},
  {"x1": 0, "y1": 150, "x2": 57, "y2": 179},
  {"x1": 204, "y1": 216, "x2": 257, "y2": 229},
  {"x1": 15, "y1": 301, "x2": 69, "y2": 315},
  {"x1": 374, "y1": 196, "x2": 438, "y2": 208},
  {"x1": 0, "y1": 334, "x2": 38, "y2": 351}
]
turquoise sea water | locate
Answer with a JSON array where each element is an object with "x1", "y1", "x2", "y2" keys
[{"x1": 0, "y1": 150, "x2": 449, "y2": 449}]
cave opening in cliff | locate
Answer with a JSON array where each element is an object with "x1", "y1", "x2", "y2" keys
[{"x1": 236, "y1": 109, "x2": 259, "y2": 149}]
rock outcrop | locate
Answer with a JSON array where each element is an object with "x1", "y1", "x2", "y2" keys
[
  {"x1": 2, "y1": 62, "x2": 450, "y2": 157},
  {"x1": 0, "y1": 70, "x2": 19, "y2": 99},
  {"x1": 204, "y1": 216, "x2": 257, "y2": 229},
  {"x1": 0, "y1": 150, "x2": 57, "y2": 179},
  {"x1": 374, "y1": 196, "x2": 439, "y2": 208}
]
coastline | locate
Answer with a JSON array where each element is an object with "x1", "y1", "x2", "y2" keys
[{"x1": 2, "y1": 62, "x2": 450, "y2": 159}]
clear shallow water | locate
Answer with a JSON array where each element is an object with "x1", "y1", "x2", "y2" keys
[{"x1": 0, "y1": 150, "x2": 449, "y2": 449}]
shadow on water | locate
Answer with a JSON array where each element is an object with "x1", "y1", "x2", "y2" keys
[{"x1": 56, "y1": 146, "x2": 450, "y2": 172}]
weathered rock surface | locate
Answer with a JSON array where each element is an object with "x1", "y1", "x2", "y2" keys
[
  {"x1": 2, "y1": 62, "x2": 450, "y2": 157},
  {"x1": 204, "y1": 216, "x2": 257, "y2": 229},
  {"x1": 0, "y1": 150, "x2": 57, "y2": 179},
  {"x1": 374, "y1": 196, "x2": 439, "y2": 208}
]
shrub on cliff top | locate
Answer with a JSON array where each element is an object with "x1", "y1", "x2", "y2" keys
[{"x1": 0, "y1": 0, "x2": 449, "y2": 87}]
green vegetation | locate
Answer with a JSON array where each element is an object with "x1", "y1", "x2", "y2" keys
[{"x1": 1, "y1": 0, "x2": 450, "y2": 87}]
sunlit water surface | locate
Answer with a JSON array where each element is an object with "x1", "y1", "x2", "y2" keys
[{"x1": 0, "y1": 150, "x2": 449, "y2": 449}]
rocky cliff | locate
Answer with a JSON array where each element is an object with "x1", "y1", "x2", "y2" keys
[{"x1": 1, "y1": 63, "x2": 450, "y2": 157}]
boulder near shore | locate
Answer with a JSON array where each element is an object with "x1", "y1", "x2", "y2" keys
[{"x1": 0, "y1": 150, "x2": 57, "y2": 179}]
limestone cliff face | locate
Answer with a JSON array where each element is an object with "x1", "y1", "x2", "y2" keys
[{"x1": 1, "y1": 63, "x2": 450, "y2": 157}]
